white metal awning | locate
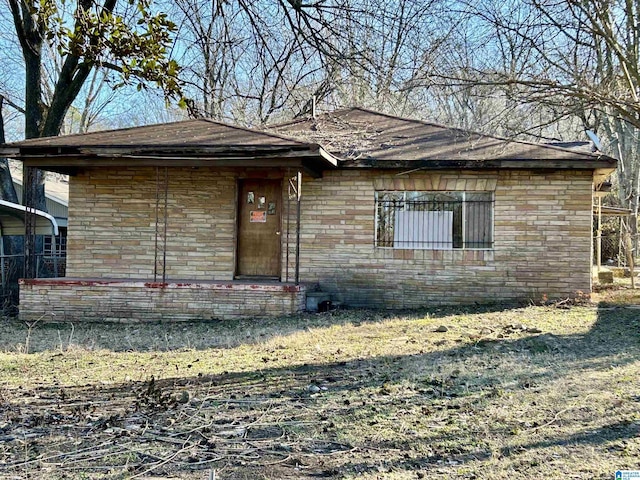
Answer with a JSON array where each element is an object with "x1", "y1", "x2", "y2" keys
[{"x1": 0, "y1": 199, "x2": 59, "y2": 236}]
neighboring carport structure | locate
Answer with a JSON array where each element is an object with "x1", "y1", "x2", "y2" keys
[
  {"x1": 0, "y1": 199, "x2": 59, "y2": 237},
  {"x1": 0, "y1": 199, "x2": 60, "y2": 302}
]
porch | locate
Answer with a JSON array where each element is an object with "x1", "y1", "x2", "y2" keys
[
  {"x1": 15, "y1": 165, "x2": 321, "y2": 323},
  {"x1": 19, "y1": 278, "x2": 312, "y2": 322},
  {"x1": 2, "y1": 119, "x2": 341, "y2": 322}
]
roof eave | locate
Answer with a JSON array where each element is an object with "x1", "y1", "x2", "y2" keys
[
  {"x1": 339, "y1": 158, "x2": 617, "y2": 171},
  {"x1": 0, "y1": 146, "x2": 19, "y2": 157},
  {"x1": 18, "y1": 145, "x2": 337, "y2": 178},
  {"x1": 594, "y1": 166, "x2": 617, "y2": 185},
  {"x1": 318, "y1": 146, "x2": 339, "y2": 168}
]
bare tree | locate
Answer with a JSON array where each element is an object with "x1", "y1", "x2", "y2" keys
[
  {"x1": 171, "y1": 0, "x2": 362, "y2": 125},
  {"x1": 417, "y1": 0, "x2": 640, "y2": 242},
  {"x1": 171, "y1": 0, "x2": 460, "y2": 125},
  {"x1": 441, "y1": 1, "x2": 639, "y2": 126}
]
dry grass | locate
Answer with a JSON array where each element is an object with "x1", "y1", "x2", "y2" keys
[
  {"x1": 593, "y1": 277, "x2": 640, "y2": 305},
  {"x1": 0, "y1": 291, "x2": 639, "y2": 479}
]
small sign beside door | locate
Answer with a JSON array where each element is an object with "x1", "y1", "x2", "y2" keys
[{"x1": 250, "y1": 210, "x2": 267, "y2": 223}]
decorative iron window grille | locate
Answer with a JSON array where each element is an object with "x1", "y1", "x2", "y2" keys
[{"x1": 375, "y1": 191, "x2": 494, "y2": 249}]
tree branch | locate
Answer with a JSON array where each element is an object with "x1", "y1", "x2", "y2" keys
[
  {"x1": 0, "y1": 95, "x2": 26, "y2": 115},
  {"x1": 7, "y1": 0, "x2": 30, "y2": 55}
]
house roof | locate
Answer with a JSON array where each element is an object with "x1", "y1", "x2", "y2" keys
[
  {"x1": 9, "y1": 119, "x2": 309, "y2": 149},
  {"x1": 11, "y1": 179, "x2": 69, "y2": 225},
  {"x1": 0, "y1": 108, "x2": 617, "y2": 181},
  {"x1": 272, "y1": 107, "x2": 617, "y2": 181},
  {"x1": 0, "y1": 119, "x2": 338, "y2": 177}
]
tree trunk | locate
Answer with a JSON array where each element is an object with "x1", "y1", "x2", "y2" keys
[
  {"x1": 23, "y1": 24, "x2": 44, "y2": 140},
  {"x1": 0, "y1": 98, "x2": 20, "y2": 205},
  {"x1": 20, "y1": 35, "x2": 47, "y2": 280},
  {"x1": 0, "y1": 97, "x2": 24, "y2": 312}
]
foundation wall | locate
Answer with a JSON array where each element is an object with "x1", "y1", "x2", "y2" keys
[{"x1": 19, "y1": 279, "x2": 307, "y2": 322}]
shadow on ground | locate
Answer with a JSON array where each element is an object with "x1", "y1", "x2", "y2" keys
[
  {"x1": 1, "y1": 303, "x2": 520, "y2": 353},
  {"x1": 1, "y1": 304, "x2": 638, "y2": 479}
]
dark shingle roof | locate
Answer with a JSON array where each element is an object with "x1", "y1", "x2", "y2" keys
[
  {"x1": 1, "y1": 108, "x2": 616, "y2": 179},
  {"x1": 272, "y1": 107, "x2": 616, "y2": 167},
  {"x1": 1, "y1": 118, "x2": 337, "y2": 176},
  {"x1": 9, "y1": 118, "x2": 309, "y2": 149}
]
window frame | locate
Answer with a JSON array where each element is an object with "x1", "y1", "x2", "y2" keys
[
  {"x1": 43, "y1": 230, "x2": 68, "y2": 256},
  {"x1": 374, "y1": 190, "x2": 494, "y2": 250}
]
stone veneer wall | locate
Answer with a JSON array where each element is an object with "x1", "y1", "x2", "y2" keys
[
  {"x1": 295, "y1": 169, "x2": 593, "y2": 307},
  {"x1": 20, "y1": 166, "x2": 594, "y2": 321},
  {"x1": 19, "y1": 279, "x2": 308, "y2": 322},
  {"x1": 67, "y1": 167, "x2": 289, "y2": 280}
]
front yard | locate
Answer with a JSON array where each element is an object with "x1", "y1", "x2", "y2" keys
[{"x1": 0, "y1": 288, "x2": 639, "y2": 479}]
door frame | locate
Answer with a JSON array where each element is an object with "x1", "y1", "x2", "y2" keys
[{"x1": 235, "y1": 178, "x2": 283, "y2": 279}]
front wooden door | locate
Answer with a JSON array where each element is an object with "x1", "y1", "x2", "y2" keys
[{"x1": 236, "y1": 179, "x2": 282, "y2": 278}]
